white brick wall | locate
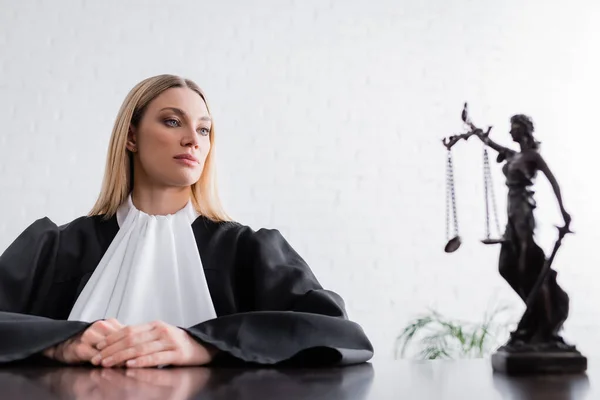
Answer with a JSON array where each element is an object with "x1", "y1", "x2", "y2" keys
[{"x1": 1, "y1": 0, "x2": 599, "y2": 361}]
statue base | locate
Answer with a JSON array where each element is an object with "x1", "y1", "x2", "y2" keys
[{"x1": 492, "y1": 349, "x2": 587, "y2": 375}]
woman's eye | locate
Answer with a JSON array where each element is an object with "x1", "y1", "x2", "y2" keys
[
  {"x1": 164, "y1": 118, "x2": 180, "y2": 127},
  {"x1": 198, "y1": 127, "x2": 210, "y2": 136}
]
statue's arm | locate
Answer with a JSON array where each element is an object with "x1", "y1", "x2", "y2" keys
[
  {"x1": 534, "y1": 152, "x2": 571, "y2": 226},
  {"x1": 474, "y1": 130, "x2": 514, "y2": 156}
]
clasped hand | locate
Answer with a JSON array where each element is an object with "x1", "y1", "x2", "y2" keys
[{"x1": 42, "y1": 319, "x2": 218, "y2": 368}]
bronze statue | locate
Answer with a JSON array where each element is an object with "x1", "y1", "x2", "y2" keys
[{"x1": 442, "y1": 103, "x2": 586, "y2": 375}]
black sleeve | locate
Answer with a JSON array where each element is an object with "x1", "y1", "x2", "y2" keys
[
  {"x1": 183, "y1": 228, "x2": 374, "y2": 366},
  {"x1": 0, "y1": 218, "x2": 91, "y2": 364}
]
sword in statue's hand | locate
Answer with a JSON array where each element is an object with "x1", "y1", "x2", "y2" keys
[{"x1": 523, "y1": 221, "x2": 574, "y2": 314}]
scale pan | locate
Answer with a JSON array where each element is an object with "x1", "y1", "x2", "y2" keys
[
  {"x1": 444, "y1": 236, "x2": 462, "y2": 253},
  {"x1": 481, "y1": 238, "x2": 505, "y2": 245}
]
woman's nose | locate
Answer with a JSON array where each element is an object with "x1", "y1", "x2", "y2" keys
[{"x1": 182, "y1": 130, "x2": 200, "y2": 148}]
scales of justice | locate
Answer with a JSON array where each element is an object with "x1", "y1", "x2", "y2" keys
[{"x1": 441, "y1": 103, "x2": 587, "y2": 375}]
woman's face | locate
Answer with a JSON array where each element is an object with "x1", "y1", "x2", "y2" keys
[
  {"x1": 509, "y1": 123, "x2": 524, "y2": 142},
  {"x1": 127, "y1": 87, "x2": 212, "y2": 188}
]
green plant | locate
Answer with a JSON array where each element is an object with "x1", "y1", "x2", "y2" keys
[{"x1": 395, "y1": 304, "x2": 514, "y2": 360}]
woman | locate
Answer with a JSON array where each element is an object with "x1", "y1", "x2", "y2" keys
[
  {"x1": 0, "y1": 74, "x2": 373, "y2": 368},
  {"x1": 475, "y1": 115, "x2": 572, "y2": 350}
]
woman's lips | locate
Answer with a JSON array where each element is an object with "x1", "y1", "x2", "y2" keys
[{"x1": 174, "y1": 158, "x2": 198, "y2": 167}]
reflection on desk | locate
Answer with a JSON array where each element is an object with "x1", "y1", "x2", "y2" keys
[
  {"x1": 0, "y1": 359, "x2": 596, "y2": 399},
  {"x1": 0, "y1": 362, "x2": 374, "y2": 400}
]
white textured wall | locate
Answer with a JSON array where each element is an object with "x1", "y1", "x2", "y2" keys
[{"x1": 1, "y1": 0, "x2": 599, "y2": 361}]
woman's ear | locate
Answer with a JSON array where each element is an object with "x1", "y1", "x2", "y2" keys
[{"x1": 126, "y1": 126, "x2": 138, "y2": 152}]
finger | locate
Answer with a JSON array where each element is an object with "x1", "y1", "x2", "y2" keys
[
  {"x1": 105, "y1": 318, "x2": 125, "y2": 330},
  {"x1": 80, "y1": 322, "x2": 122, "y2": 350},
  {"x1": 126, "y1": 351, "x2": 177, "y2": 368},
  {"x1": 102, "y1": 339, "x2": 168, "y2": 368},
  {"x1": 42, "y1": 346, "x2": 56, "y2": 359},
  {"x1": 89, "y1": 319, "x2": 126, "y2": 350},
  {"x1": 80, "y1": 328, "x2": 107, "y2": 347},
  {"x1": 64, "y1": 342, "x2": 99, "y2": 364},
  {"x1": 88, "y1": 319, "x2": 124, "y2": 338},
  {"x1": 97, "y1": 323, "x2": 155, "y2": 351},
  {"x1": 76, "y1": 343, "x2": 99, "y2": 362},
  {"x1": 93, "y1": 329, "x2": 162, "y2": 366},
  {"x1": 101, "y1": 339, "x2": 170, "y2": 368}
]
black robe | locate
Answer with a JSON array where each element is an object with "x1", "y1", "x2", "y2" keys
[{"x1": 0, "y1": 214, "x2": 373, "y2": 366}]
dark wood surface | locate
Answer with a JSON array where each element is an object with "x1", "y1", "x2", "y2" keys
[{"x1": 0, "y1": 358, "x2": 593, "y2": 399}]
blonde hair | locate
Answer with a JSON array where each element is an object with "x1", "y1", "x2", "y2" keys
[{"x1": 88, "y1": 74, "x2": 232, "y2": 222}]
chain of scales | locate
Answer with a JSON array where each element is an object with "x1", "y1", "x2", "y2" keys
[{"x1": 445, "y1": 146, "x2": 505, "y2": 253}]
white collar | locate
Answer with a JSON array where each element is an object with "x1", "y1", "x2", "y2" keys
[
  {"x1": 68, "y1": 193, "x2": 216, "y2": 327},
  {"x1": 116, "y1": 194, "x2": 200, "y2": 228}
]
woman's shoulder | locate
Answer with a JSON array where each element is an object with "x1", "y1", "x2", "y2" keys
[
  {"x1": 14, "y1": 214, "x2": 118, "y2": 247},
  {"x1": 56, "y1": 214, "x2": 116, "y2": 237},
  {"x1": 2, "y1": 214, "x2": 109, "y2": 260},
  {"x1": 193, "y1": 216, "x2": 289, "y2": 247}
]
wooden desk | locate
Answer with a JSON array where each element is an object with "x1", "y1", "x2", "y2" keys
[{"x1": 0, "y1": 359, "x2": 592, "y2": 399}]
